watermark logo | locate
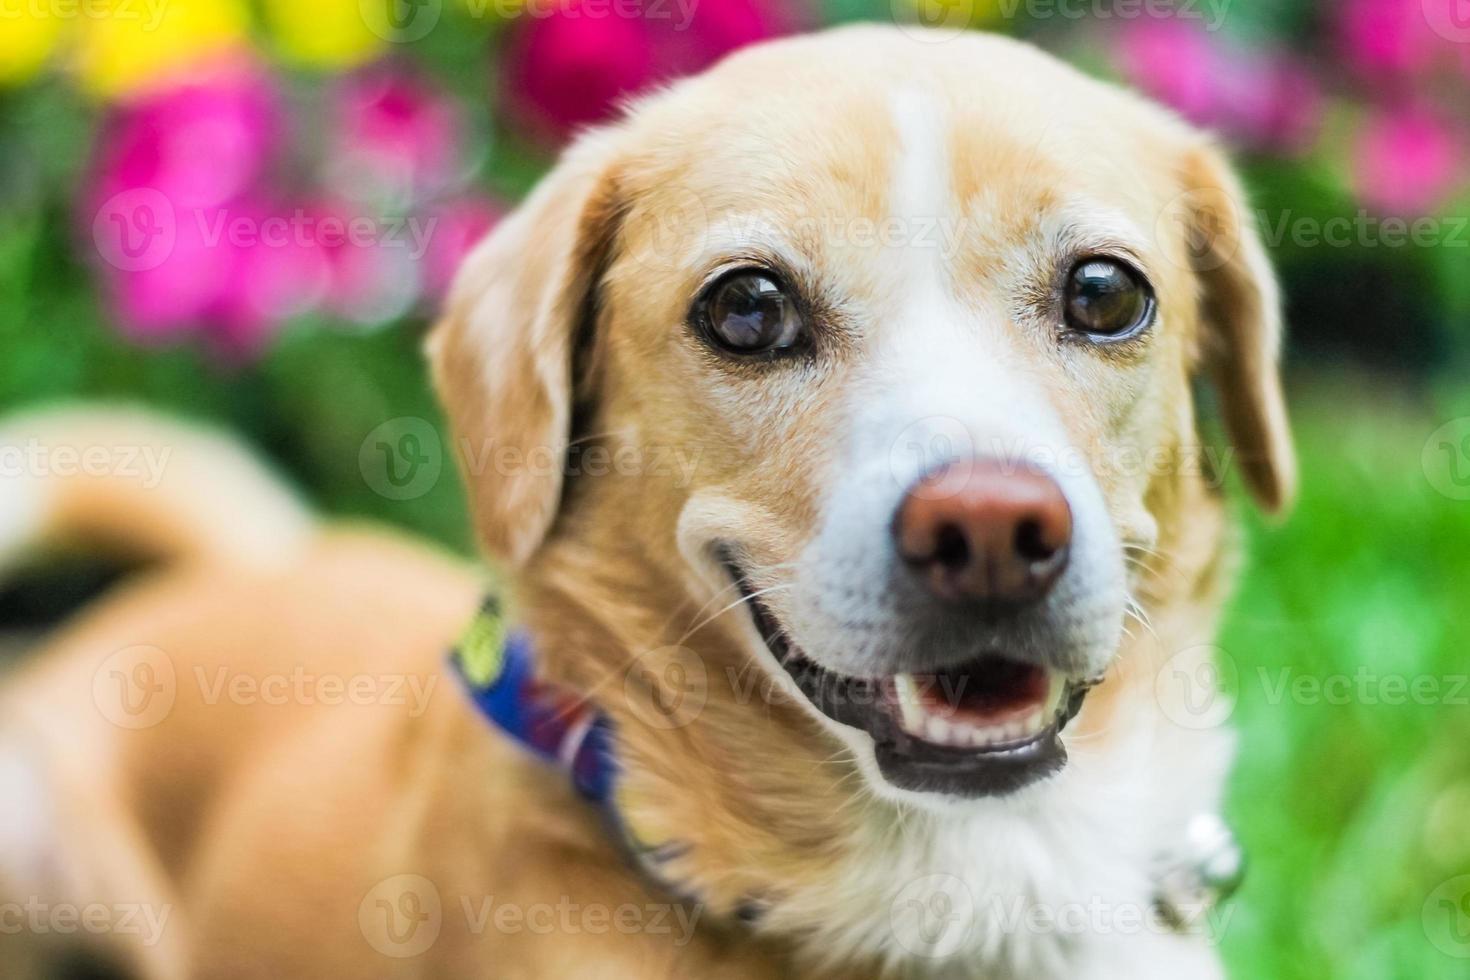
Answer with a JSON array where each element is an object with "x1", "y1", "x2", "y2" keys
[
  {"x1": 360, "y1": 0, "x2": 443, "y2": 42},
  {"x1": 1155, "y1": 186, "x2": 1241, "y2": 273},
  {"x1": 623, "y1": 645, "x2": 708, "y2": 730},
  {"x1": 1423, "y1": 875, "x2": 1470, "y2": 958},
  {"x1": 889, "y1": 416, "x2": 976, "y2": 498},
  {"x1": 359, "y1": 874, "x2": 443, "y2": 958},
  {"x1": 0, "y1": 898, "x2": 172, "y2": 946},
  {"x1": 92, "y1": 645, "x2": 177, "y2": 729},
  {"x1": 92, "y1": 189, "x2": 176, "y2": 272},
  {"x1": 890, "y1": 873, "x2": 975, "y2": 958},
  {"x1": 1155, "y1": 644, "x2": 1237, "y2": 730},
  {"x1": 1423, "y1": 0, "x2": 1470, "y2": 44},
  {"x1": 623, "y1": 186, "x2": 709, "y2": 274},
  {"x1": 360, "y1": 416, "x2": 443, "y2": 501},
  {"x1": 1423, "y1": 418, "x2": 1470, "y2": 501},
  {"x1": 890, "y1": 0, "x2": 985, "y2": 43}
]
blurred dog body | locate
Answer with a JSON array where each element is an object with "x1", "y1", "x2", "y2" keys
[{"x1": 0, "y1": 26, "x2": 1293, "y2": 980}]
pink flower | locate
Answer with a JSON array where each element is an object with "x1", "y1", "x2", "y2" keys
[
  {"x1": 1215, "y1": 55, "x2": 1324, "y2": 156},
  {"x1": 418, "y1": 196, "x2": 503, "y2": 305},
  {"x1": 84, "y1": 59, "x2": 299, "y2": 355},
  {"x1": 288, "y1": 200, "x2": 420, "y2": 328},
  {"x1": 500, "y1": 0, "x2": 801, "y2": 145},
  {"x1": 1116, "y1": 19, "x2": 1218, "y2": 126},
  {"x1": 327, "y1": 66, "x2": 465, "y2": 205},
  {"x1": 1353, "y1": 108, "x2": 1464, "y2": 215},
  {"x1": 90, "y1": 58, "x2": 281, "y2": 212},
  {"x1": 1337, "y1": 0, "x2": 1470, "y2": 79},
  {"x1": 1115, "y1": 20, "x2": 1322, "y2": 155}
]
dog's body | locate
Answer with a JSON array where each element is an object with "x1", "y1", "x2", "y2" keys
[{"x1": 1, "y1": 26, "x2": 1292, "y2": 979}]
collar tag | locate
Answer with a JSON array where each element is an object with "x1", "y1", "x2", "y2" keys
[{"x1": 1153, "y1": 812, "x2": 1246, "y2": 933}]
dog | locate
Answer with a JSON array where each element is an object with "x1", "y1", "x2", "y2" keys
[{"x1": 0, "y1": 24, "x2": 1293, "y2": 979}]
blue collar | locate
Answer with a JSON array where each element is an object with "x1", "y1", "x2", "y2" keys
[{"x1": 449, "y1": 598, "x2": 618, "y2": 803}]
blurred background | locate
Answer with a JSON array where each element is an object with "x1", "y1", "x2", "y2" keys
[{"x1": 0, "y1": 0, "x2": 1467, "y2": 975}]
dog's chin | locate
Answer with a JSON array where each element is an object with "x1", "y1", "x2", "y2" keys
[{"x1": 720, "y1": 555, "x2": 1101, "y2": 799}]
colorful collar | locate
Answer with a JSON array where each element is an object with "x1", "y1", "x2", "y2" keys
[
  {"x1": 448, "y1": 598, "x2": 1243, "y2": 934},
  {"x1": 450, "y1": 597, "x2": 617, "y2": 804}
]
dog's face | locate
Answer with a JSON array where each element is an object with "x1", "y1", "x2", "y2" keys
[{"x1": 433, "y1": 27, "x2": 1293, "y2": 802}]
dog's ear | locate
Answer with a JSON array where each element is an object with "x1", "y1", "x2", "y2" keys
[
  {"x1": 1176, "y1": 143, "x2": 1296, "y2": 515},
  {"x1": 429, "y1": 132, "x2": 622, "y2": 567}
]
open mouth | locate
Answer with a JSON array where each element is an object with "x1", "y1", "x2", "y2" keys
[{"x1": 722, "y1": 555, "x2": 1095, "y2": 797}]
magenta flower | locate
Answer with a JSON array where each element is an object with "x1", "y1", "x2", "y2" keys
[
  {"x1": 1116, "y1": 19, "x2": 1217, "y2": 126},
  {"x1": 500, "y1": 0, "x2": 801, "y2": 145},
  {"x1": 1353, "y1": 107, "x2": 1465, "y2": 215},
  {"x1": 1115, "y1": 20, "x2": 1322, "y2": 155},
  {"x1": 1339, "y1": 0, "x2": 1443, "y2": 79},
  {"x1": 327, "y1": 66, "x2": 465, "y2": 204},
  {"x1": 84, "y1": 60, "x2": 291, "y2": 352},
  {"x1": 89, "y1": 58, "x2": 281, "y2": 213}
]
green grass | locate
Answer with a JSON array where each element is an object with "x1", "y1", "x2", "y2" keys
[{"x1": 1221, "y1": 378, "x2": 1470, "y2": 979}]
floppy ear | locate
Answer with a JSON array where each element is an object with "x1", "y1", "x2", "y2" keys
[
  {"x1": 428, "y1": 132, "x2": 622, "y2": 567},
  {"x1": 1178, "y1": 143, "x2": 1296, "y2": 515}
]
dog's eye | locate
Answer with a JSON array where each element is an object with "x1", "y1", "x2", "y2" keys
[
  {"x1": 1063, "y1": 259, "x2": 1154, "y2": 340},
  {"x1": 698, "y1": 271, "x2": 805, "y2": 355}
]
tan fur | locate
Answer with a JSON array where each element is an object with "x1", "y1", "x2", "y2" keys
[{"x1": 1, "y1": 26, "x2": 1291, "y2": 979}]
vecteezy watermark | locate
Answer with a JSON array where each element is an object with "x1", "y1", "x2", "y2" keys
[
  {"x1": 1257, "y1": 210, "x2": 1470, "y2": 251},
  {"x1": 886, "y1": 418, "x2": 1238, "y2": 500},
  {"x1": 891, "y1": 0, "x2": 1231, "y2": 43},
  {"x1": 193, "y1": 666, "x2": 439, "y2": 717},
  {"x1": 993, "y1": 0, "x2": 1232, "y2": 31},
  {"x1": 360, "y1": 417, "x2": 444, "y2": 501},
  {"x1": 0, "y1": 0, "x2": 170, "y2": 31},
  {"x1": 1422, "y1": 0, "x2": 1470, "y2": 45},
  {"x1": 1256, "y1": 667, "x2": 1470, "y2": 707},
  {"x1": 0, "y1": 898, "x2": 172, "y2": 947},
  {"x1": 358, "y1": 417, "x2": 706, "y2": 502},
  {"x1": 91, "y1": 648, "x2": 440, "y2": 729},
  {"x1": 460, "y1": 439, "x2": 704, "y2": 487},
  {"x1": 359, "y1": 874, "x2": 443, "y2": 959},
  {"x1": 986, "y1": 893, "x2": 1235, "y2": 943},
  {"x1": 458, "y1": 895, "x2": 702, "y2": 946},
  {"x1": 622, "y1": 645, "x2": 709, "y2": 730},
  {"x1": 1423, "y1": 875, "x2": 1470, "y2": 959},
  {"x1": 890, "y1": 873, "x2": 976, "y2": 958},
  {"x1": 92, "y1": 645, "x2": 178, "y2": 730},
  {"x1": 1155, "y1": 644, "x2": 1238, "y2": 730},
  {"x1": 357, "y1": 874, "x2": 703, "y2": 957},
  {"x1": 91, "y1": 192, "x2": 442, "y2": 273},
  {"x1": 1423, "y1": 418, "x2": 1470, "y2": 501},
  {"x1": 359, "y1": 0, "x2": 443, "y2": 43},
  {"x1": 360, "y1": 0, "x2": 700, "y2": 45},
  {"x1": 0, "y1": 438, "x2": 172, "y2": 488}
]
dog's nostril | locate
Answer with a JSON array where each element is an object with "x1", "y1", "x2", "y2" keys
[
  {"x1": 931, "y1": 523, "x2": 970, "y2": 571},
  {"x1": 1013, "y1": 518, "x2": 1055, "y2": 564}
]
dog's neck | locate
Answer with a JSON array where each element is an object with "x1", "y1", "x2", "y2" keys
[{"x1": 509, "y1": 492, "x2": 1235, "y2": 974}]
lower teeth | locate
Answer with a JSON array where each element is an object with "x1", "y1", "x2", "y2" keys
[{"x1": 890, "y1": 670, "x2": 1068, "y2": 748}]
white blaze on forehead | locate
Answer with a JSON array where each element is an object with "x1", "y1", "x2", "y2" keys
[{"x1": 886, "y1": 89, "x2": 951, "y2": 293}]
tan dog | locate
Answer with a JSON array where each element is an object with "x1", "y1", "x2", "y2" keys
[{"x1": 0, "y1": 25, "x2": 1292, "y2": 979}]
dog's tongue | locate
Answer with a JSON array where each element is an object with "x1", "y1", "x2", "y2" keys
[
  {"x1": 889, "y1": 658, "x2": 1064, "y2": 749},
  {"x1": 942, "y1": 658, "x2": 1050, "y2": 722}
]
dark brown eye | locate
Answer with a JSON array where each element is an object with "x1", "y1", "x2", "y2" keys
[
  {"x1": 1063, "y1": 259, "x2": 1154, "y2": 340},
  {"x1": 698, "y1": 271, "x2": 805, "y2": 355}
]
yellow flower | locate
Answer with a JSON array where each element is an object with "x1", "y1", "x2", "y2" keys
[
  {"x1": 73, "y1": 0, "x2": 249, "y2": 98},
  {"x1": 0, "y1": 1, "x2": 65, "y2": 86},
  {"x1": 262, "y1": 0, "x2": 386, "y2": 69}
]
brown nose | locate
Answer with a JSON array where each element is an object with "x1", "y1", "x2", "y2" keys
[{"x1": 893, "y1": 459, "x2": 1072, "y2": 605}]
